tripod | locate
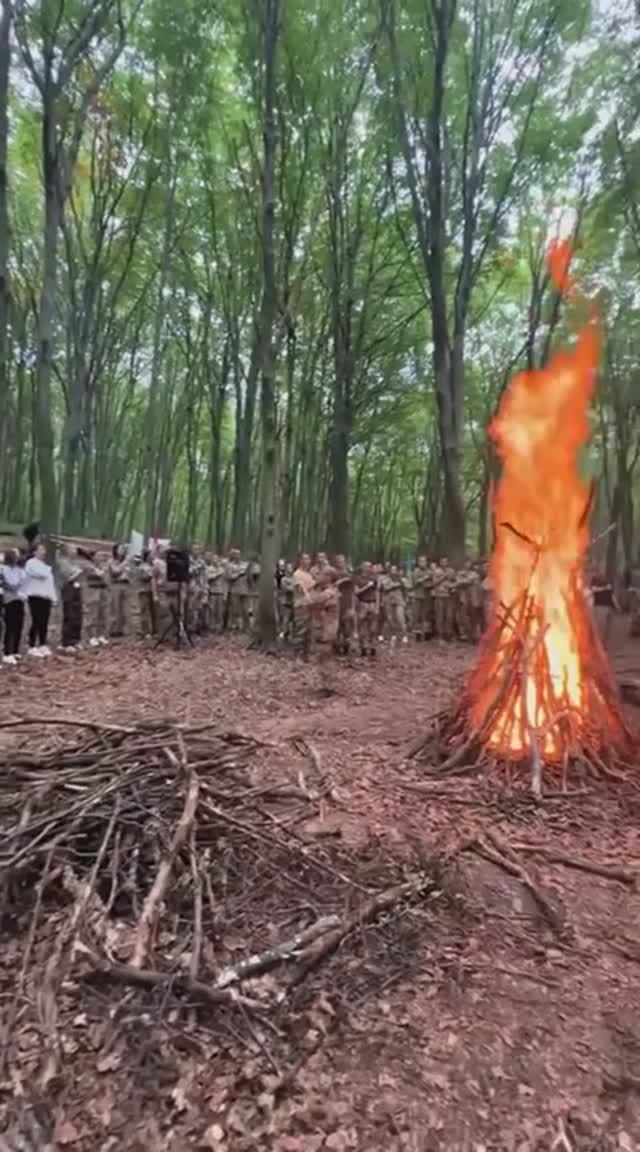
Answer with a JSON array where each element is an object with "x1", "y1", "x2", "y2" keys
[{"x1": 155, "y1": 581, "x2": 194, "y2": 649}]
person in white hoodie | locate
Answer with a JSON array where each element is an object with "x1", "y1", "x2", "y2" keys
[
  {"x1": 0, "y1": 549, "x2": 27, "y2": 663},
  {"x1": 24, "y1": 543, "x2": 57, "y2": 656}
]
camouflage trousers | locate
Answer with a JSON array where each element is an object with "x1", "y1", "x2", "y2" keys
[
  {"x1": 292, "y1": 603, "x2": 310, "y2": 657},
  {"x1": 315, "y1": 639, "x2": 336, "y2": 693},
  {"x1": 277, "y1": 597, "x2": 294, "y2": 639},
  {"x1": 434, "y1": 595, "x2": 454, "y2": 640},
  {"x1": 412, "y1": 595, "x2": 431, "y2": 638},
  {"x1": 455, "y1": 595, "x2": 471, "y2": 641},
  {"x1": 357, "y1": 602, "x2": 378, "y2": 652},
  {"x1": 85, "y1": 587, "x2": 108, "y2": 639},
  {"x1": 386, "y1": 600, "x2": 407, "y2": 639},
  {"x1": 210, "y1": 594, "x2": 225, "y2": 633},
  {"x1": 312, "y1": 614, "x2": 338, "y2": 691},
  {"x1": 109, "y1": 585, "x2": 130, "y2": 637},
  {"x1": 188, "y1": 593, "x2": 208, "y2": 634},
  {"x1": 337, "y1": 605, "x2": 357, "y2": 653},
  {"x1": 138, "y1": 589, "x2": 156, "y2": 637},
  {"x1": 229, "y1": 593, "x2": 250, "y2": 631},
  {"x1": 468, "y1": 604, "x2": 484, "y2": 642}
]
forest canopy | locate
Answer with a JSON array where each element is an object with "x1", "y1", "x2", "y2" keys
[{"x1": 0, "y1": 0, "x2": 638, "y2": 567}]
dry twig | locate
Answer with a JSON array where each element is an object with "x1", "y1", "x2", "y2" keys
[{"x1": 131, "y1": 746, "x2": 199, "y2": 969}]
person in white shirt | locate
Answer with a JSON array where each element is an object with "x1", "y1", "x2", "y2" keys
[
  {"x1": 24, "y1": 543, "x2": 57, "y2": 656},
  {"x1": 0, "y1": 549, "x2": 27, "y2": 663}
]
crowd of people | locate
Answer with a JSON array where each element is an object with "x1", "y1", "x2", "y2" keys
[
  {"x1": 0, "y1": 532, "x2": 490, "y2": 668},
  {"x1": 1, "y1": 528, "x2": 637, "y2": 679}
]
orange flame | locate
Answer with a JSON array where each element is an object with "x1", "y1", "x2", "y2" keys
[{"x1": 468, "y1": 243, "x2": 628, "y2": 761}]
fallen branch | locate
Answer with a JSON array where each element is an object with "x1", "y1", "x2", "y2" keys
[
  {"x1": 293, "y1": 737, "x2": 333, "y2": 799},
  {"x1": 469, "y1": 830, "x2": 566, "y2": 939},
  {"x1": 512, "y1": 845, "x2": 636, "y2": 886},
  {"x1": 189, "y1": 832, "x2": 203, "y2": 981},
  {"x1": 216, "y1": 914, "x2": 342, "y2": 988},
  {"x1": 0, "y1": 716, "x2": 136, "y2": 734},
  {"x1": 463, "y1": 960, "x2": 560, "y2": 988},
  {"x1": 82, "y1": 947, "x2": 269, "y2": 1013},
  {"x1": 131, "y1": 745, "x2": 199, "y2": 969},
  {"x1": 289, "y1": 875, "x2": 434, "y2": 987}
]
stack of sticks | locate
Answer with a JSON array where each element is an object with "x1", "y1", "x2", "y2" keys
[
  {"x1": 0, "y1": 718, "x2": 434, "y2": 1087},
  {"x1": 411, "y1": 587, "x2": 635, "y2": 792}
]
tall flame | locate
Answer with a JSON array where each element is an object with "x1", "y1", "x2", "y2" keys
[{"x1": 469, "y1": 243, "x2": 628, "y2": 761}]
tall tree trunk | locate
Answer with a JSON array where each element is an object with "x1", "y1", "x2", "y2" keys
[
  {"x1": 144, "y1": 152, "x2": 177, "y2": 539},
  {"x1": 281, "y1": 322, "x2": 295, "y2": 555},
  {"x1": 328, "y1": 394, "x2": 349, "y2": 554},
  {"x1": 256, "y1": 0, "x2": 280, "y2": 645},
  {"x1": 0, "y1": 0, "x2": 10, "y2": 514},
  {"x1": 231, "y1": 337, "x2": 259, "y2": 547},
  {"x1": 10, "y1": 341, "x2": 26, "y2": 518},
  {"x1": 606, "y1": 484, "x2": 621, "y2": 583},
  {"x1": 35, "y1": 99, "x2": 62, "y2": 532}
]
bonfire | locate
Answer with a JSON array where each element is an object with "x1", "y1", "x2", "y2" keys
[{"x1": 415, "y1": 242, "x2": 634, "y2": 790}]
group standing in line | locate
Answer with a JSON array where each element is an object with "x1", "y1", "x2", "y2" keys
[
  {"x1": 0, "y1": 534, "x2": 491, "y2": 667},
  {"x1": 2, "y1": 529, "x2": 631, "y2": 672}
]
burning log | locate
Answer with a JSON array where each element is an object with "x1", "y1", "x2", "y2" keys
[{"x1": 413, "y1": 242, "x2": 636, "y2": 790}]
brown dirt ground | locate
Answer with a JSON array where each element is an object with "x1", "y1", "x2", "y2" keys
[{"x1": 2, "y1": 625, "x2": 640, "y2": 1152}]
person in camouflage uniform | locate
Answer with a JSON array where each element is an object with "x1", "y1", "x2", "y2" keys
[
  {"x1": 108, "y1": 544, "x2": 130, "y2": 637},
  {"x1": 310, "y1": 551, "x2": 329, "y2": 582},
  {"x1": 355, "y1": 561, "x2": 379, "y2": 657},
  {"x1": 309, "y1": 566, "x2": 340, "y2": 694},
  {"x1": 207, "y1": 553, "x2": 226, "y2": 633},
  {"x1": 454, "y1": 561, "x2": 480, "y2": 642},
  {"x1": 56, "y1": 544, "x2": 84, "y2": 650},
  {"x1": 189, "y1": 546, "x2": 208, "y2": 634},
  {"x1": 334, "y1": 553, "x2": 356, "y2": 655},
  {"x1": 467, "y1": 561, "x2": 484, "y2": 641},
  {"x1": 278, "y1": 561, "x2": 295, "y2": 641},
  {"x1": 152, "y1": 546, "x2": 171, "y2": 635},
  {"x1": 382, "y1": 563, "x2": 408, "y2": 644},
  {"x1": 135, "y1": 549, "x2": 156, "y2": 638},
  {"x1": 248, "y1": 558, "x2": 261, "y2": 631},
  {"x1": 481, "y1": 563, "x2": 494, "y2": 631},
  {"x1": 410, "y1": 555, "x2": 432, "y2": 640},
  {"x1": 292, "y1": 552, "x2": 314, "y2": 657},
  {"x1": 373, "y1": 563, "x2": 386, "y2": 640},
  {"x1": 225, "y1": 549, "x2": 250, "y2": 631},
  {"x1": 432, "y1": 558, "x2": 456, "y2": 641},
  {"x1": 83, "y1": 550, "x2": 109, "y2": 646}
]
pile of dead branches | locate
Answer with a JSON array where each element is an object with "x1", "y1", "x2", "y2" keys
[{"x1": 0, "y1": 719, "x2": 436, "y2": 1094}]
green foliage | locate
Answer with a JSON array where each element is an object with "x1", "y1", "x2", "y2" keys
[{"x1": 1, "y1": 0, "x2": 639, "y2": 560}]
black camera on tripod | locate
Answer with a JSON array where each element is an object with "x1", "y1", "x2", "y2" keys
[
  {"x1": 166, "y1": 547, "x2": 191, "y2": 584},
  {"x1": 155, "y1": 546, "x2": 194, "y2": 649}
]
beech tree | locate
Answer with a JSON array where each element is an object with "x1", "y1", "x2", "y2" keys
[{"x1": 0, "y1": 0, "x2": 637, "y2": 566}]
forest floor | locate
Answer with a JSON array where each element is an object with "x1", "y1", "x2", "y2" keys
[{"x1": 1, "y1": 625, "x2": 640, "y2": 1152}]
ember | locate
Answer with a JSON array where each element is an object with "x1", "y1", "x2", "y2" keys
[{"x1": 414, "y1": 243, "x2": 634, "y2": 785}]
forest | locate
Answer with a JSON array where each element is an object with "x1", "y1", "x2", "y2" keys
[{"x1": 0, "y1": 0, "x2": 638, "y2": 567}]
